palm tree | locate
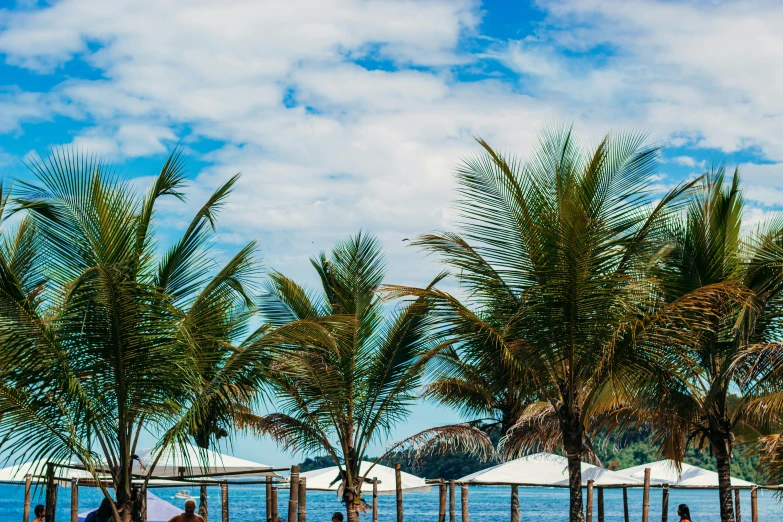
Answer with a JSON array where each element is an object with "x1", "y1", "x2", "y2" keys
[
  {"x1": 403, "y1": 127, "x2": 740, "y2": 522},
  {"x1": 649, "y1": 167, "x2": 783, "y2": 521},
  {"x1": 0, "y1": 150, "x2": 330, "y2": 522},
  {"x1": 256, "y1": 232, "x2": 492, "y2": 522}
]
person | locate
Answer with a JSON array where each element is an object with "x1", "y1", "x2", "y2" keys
[
  {"x1": 85, "y1": 498, "x2": 113, "y2": 522},
  {"x1": 332, "y1": 513, "x2": 344, "y2": 522},
  {"x1": 677, "y1": 503, "x2": 692, "y2": 522},
  {"x1": 32, "y1": 504, "x2": 45, "y2": 522},
  {"x1": 168, "y1": 499, "x2": 205, "y2": 522}
]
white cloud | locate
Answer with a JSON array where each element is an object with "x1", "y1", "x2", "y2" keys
[
  {"x1": 70, "y1": 124, "x2": 176, "y2": 158},
  {"x1": 672, "y1": 156, "x2": 696, "y2": 167},
  {"x1": 3, "y1": 0, "x2": 783, "y2": 289},
  {"x1": 0, "y1": 0, "x2": 556, "y2": 287}
]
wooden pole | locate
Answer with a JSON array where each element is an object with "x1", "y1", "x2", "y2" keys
[
  {"x1": 438, "y1": 480, "x2": 447, "y2": 522},
  {"x1": 23, "y1": 474, "x2": 32, "y2": 522},
  {"x1": 288, "y1": 466, "x2": 300, "y2": 522},
  {"x1": 623, "y1": 487, "x2": 629, "y2": 522},
  {"x1": 661, "y1": 485, "x2": 669, "y2": 522},
  {"x1": 750, "y1": 487, "x2": 758, "y2": 522},
  {"x1": 221, "y1": 483, "x2": 229, "y2": 522},
  {"x1": 642, "y1": 468, "x2": 651, "y2": 522},
  {"x1": 272, "y1": 487, "x2": 279, "y2": 522},
  {"x1": 45, "y1": 462, "x2": 57, "y2": 522},
  {"x1": 735, "y1": 488, "x2": 742, "y2": 522},
  {"x1": 586, "y1": 480, "x2": 594, "y2": 522},
  {"x1": 70, "y1": 479, "x2": 78, "y2": 522},
  {"x1": 510, "y1": 485, "x2": 520, "y2": 522},
  {"x1": 461, "y1": 484, "x2": 468, "y2": 522},
  {"x1": 597, "y1": 487, "x2": 604, "y2": 522},
  {"x1": 266, "y1": 477, "x2": 272, "y2": 522},
  {"x1": 372, "y1": 478, "x2": 378, "y2": 522},
  {"x1": 298, "y1": 477, "x2": 307, "y2": 522},
  {"x1": 395, "y1": 464, "x2": 403, "y2": 522},
  {"x1": 449, "y1": 480, "x2": 456, "y2": 522}
]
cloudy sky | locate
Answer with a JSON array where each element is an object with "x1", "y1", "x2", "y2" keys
[{"x1": 1, "y1": 0, "x2": 782, "y2": 464}]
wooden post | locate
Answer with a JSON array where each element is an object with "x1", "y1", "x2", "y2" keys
[
  {"x1": 288, "y1": 466, "x2": 300, "y2": 522},
  {"x1": 221, "y1": 483, "x2": 229, "y2": 522},
  {"x1": 510, "y1": 485, "x2": 520, "y2": 522},
  {"x1": 461, "y1": 484, "x2": 468, "y2": 522},
  {"x1": 298, "y1": 477, "x2": 307, "y2": 522},
  {"x1": 661, "y1": 485, "x2": 669, "y2": 522},
  {"x1": 735, "y1": 489, "x2": 741, "y2": 522},
  {"x1": 70, "y1": 479, "x2": 78, "y2": 522},
  {"x1": 395, "y1": 464, "x2": 403, "y2": 522},
  {"x1": 597, "y1": 487, "x2": 604, "y2": 522},
  {"x1": 372, "y1": 478, "x2": 378, "y2": 522},
  {"x1": 23, "y1": 474, "x2": 32, "y2": 522},
  {"x1": 642, "y1": 468, "x2": 651, "y2": 522},
  {"x1": 45, "y1": 462, "x2": 58, "y2": 522},
  {"x1": 586, "y1": 480, "x2": 594, "y2": 522},
  {"x1": 750, "y1": 487, "x2": 758, "y2": 522},
  {"x1": 449, "y1": 480, "x2": 456, "y2": 522},
  {"x1": 438, "y1": 480, "x2": 447, "y2": 522},
  {"x1": 266, "y1": 477, "x2": 272, "y2": 522},
  {"x1": 623, "y1": 487, "x2": 629, "y2": 522},
  {"x1": 271, "y1": 487, "x2": 279, "y2": 522}
]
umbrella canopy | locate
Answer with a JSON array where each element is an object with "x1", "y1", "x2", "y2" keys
[
  {"x1": 300, "y1": 461, "x2": 431, "y2": 494},
  {"x1": 134, "y1": 444, "x2": 279, "y2": 479},
  {"x1": 0, "y1": 458, "x2": 94, "y2": 483},
  {"x1": 459, "y1": 452, "x2": 640, "y2": 486},
  {"x1": 78, "y1": 491, "x2": 181, "y2": 522},
  {"x1": 620, "y1": 460, "x2": 755, "y2": 487}
]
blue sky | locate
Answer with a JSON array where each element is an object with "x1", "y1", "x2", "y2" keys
[{"x1": 2, "y1": 0, "x2": 783, "y2": 466}]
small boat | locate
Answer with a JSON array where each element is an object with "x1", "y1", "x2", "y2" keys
[{"x1": 175, "y1": 490, "x2": 192, "y2": 499}]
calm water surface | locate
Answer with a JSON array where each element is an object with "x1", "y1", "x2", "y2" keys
[{"x1": 1, "y1": 483, "x2": 780, "y2": 521}]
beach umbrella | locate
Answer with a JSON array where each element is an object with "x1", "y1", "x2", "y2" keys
[
  {"x1": 300, "y1": 461, "x2": 431, "y2": 494},
  {"x1": 134, "y1": 443, "x2": 280, "y2": 479},
  {"x1": 0, "y1": 458, "x2": 94, "y2": 484},
  {"x1": 459, "y1": 452, "x2": 640, "y2": 486},
  {"x1": 78, "y1": 491, "x2": 181, "y2": 522},
  {"x1": 620, "y1": 459, "x2": 755, "y2": 486}
]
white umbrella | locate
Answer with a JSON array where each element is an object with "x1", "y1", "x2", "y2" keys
[
  {"x1": 134, "y1": 444, "x2": 280, "y2": 479},
  {"x1": 78, "y1": 491, "x2": 181, "y2": 522},
  {"x1": 300, "y1": 461, "x2": 431, "y2": 494},
  {"x1": 459, "y1": 452, "x2": 640, "y2": 486},
  {"x1": 0, "y1": 458, "x2": 94, "y2": 483},
  {"x1": 620, "y1": 460, "x2": 755, "y2": 486}
]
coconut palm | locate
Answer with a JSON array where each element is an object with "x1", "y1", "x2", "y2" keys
[
  {"x1": 649, "y1": 168, "x2": 783, "y2": 521},
  {"x1": 0, "y1": 151, "x2": 330, "y2": 522},
  {"x1": 402, "y1": 127, "x2": 743, "y2": 522},
  {"x1": 255, "y1": 232, "x2": 493, "y2": 522}
]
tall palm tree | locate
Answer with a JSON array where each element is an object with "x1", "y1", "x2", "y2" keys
[
  {"x1": 650, "y1": 168, "x2": 783, "y2": 521},
  {"x1": 403, "y1": 127, "x2": 741, "y2": 522},
  {"x1": 0, "y1": 151, "x2": 330, "y2": 522},
  {"x1": 256, "y1": 232, "x2": 492, "y2": 522}
]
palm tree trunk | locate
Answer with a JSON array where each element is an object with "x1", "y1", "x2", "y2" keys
[
  {"x1": 716, "y1": 451, "x2": 735, "y2": 522},
  {"x1": 346, "y1": 501, "x2": 359, "y2": 522},
  {"x1": 561, "y1": 406, "x2": 585, "y2": 522},
  {"x1": 567, "y1": 452, "x2": 585, "y2": 522},
  {"x1": 199, "y1": 484, "x2": 209, "y2": 522}
]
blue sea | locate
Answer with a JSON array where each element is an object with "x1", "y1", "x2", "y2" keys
[{"x1": 0, "y1": 483, "x2": 780, "y2": 521}]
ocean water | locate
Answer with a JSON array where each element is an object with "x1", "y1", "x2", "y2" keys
[{"x1": 1, "y1": 483, "x2": 780, "y2": 521}]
